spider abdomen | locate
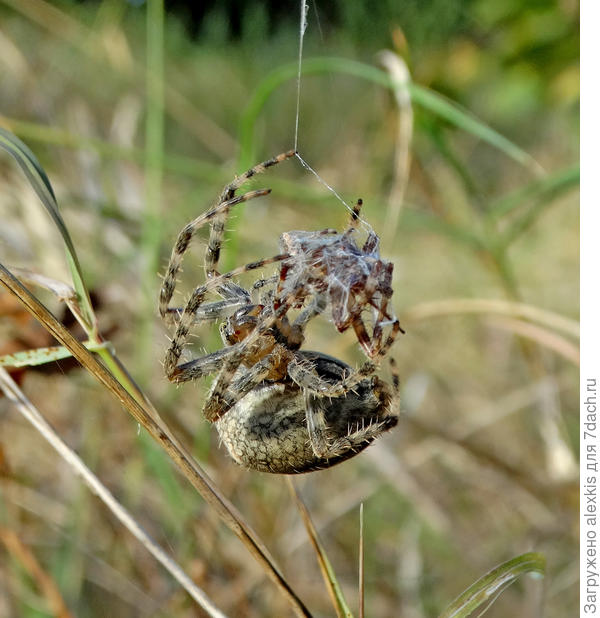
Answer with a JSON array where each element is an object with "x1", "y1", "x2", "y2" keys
[{"x1": 215, "y1": 353, "x2": 398, "y2": 474}]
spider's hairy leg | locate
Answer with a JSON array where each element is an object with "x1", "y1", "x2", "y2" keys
[
  {"x1": 163, "y1": 254, "x2": 290, "y2": 379},
  {"x1": 287, "y1": 355, "x2": 379, "y2": 398},
  {"x1": 220, "y1": 150, "x2": 297, "y2": 201},
  {"x1": 204, "y1": 352, "x2": 286, "y2": 422},
  {"x1": 161, "y1": 296, "x2": 250, "y2": 328},
  {"x1": 344, "y1": 198, "x2": 363, "y2": 234},
  {"x1": 166, "y1": 346, "x2": 239, "y2": 382},
  {"x1": 159, "y1": 189, "x2": 271, "y2": 320},
  {"x1": 292, "y1": 293, "x2": 327, "y2": 329},
  {"x1": 205, "y1": 150, "x2": 297, "y2": 278},
  {"x1": 346, "y1": 313, "x2": 402, "y2": 367},
  {"x1": 350, "y1": 261, "x2": 398, "y2": 358},
  {"x1": 375, "y1": 318, "x2": 403, "y2": 360},
  {"x1": 252, "y1": 274, "x2": 279, "y2": 306},
  {"x1": 304, "y1": 390, "x2": 395, "y2": 459},
  {"x1": 164, "y1": 278, "x2": 254, "y2": 327}
]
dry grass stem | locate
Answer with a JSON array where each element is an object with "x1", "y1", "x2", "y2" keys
[
  {"x1": 0, "y1": 525, "x2": 74, "y2": 618},
  {"x1": 484, "y1": 316, "x2": 579, "y2": 365},
  {"x1": 0, "y1": 263, "x2": 310, "y2": 617},
  {"x1": 378, "y1": 50, "x2": 413, "y2": 242},
  {"x1": 287, "y1": 478, "x2": 353, "y2": 618},
  {"x1": 403, "y1": 298, "x2": 579, "y2": 339},
  {"x1": 0, "y1": 366, "x2": 227, "y2": 617}
]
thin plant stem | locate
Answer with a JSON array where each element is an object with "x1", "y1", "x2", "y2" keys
[
  {"x1": 0, "y1": 367, "x2": 227, "y2": 617},
  {"x1": 141, "y1": 0, "x2": 165, "y2": 378},
  {"x1": 0, "y1": 263, "x2": 311, "y2": 617}
]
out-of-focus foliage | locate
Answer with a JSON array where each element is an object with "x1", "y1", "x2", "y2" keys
[{"x1": 0, "y1": 0, "x2": 578, "y2": 616}]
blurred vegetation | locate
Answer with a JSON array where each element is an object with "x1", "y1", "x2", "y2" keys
[{"x1": 0, "y1": 0, "x2": 578, "y2": 617}]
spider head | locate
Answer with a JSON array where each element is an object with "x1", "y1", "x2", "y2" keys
[{"x1": 220, "y1": 304, "x2": 264, "y2": 345}]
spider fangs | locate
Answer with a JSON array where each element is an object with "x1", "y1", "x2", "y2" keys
[{"x1": 159, "y1": 151, "x2": 401, "y2": 473}]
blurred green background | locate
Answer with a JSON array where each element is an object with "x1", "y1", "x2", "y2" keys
[{"x1": 0, "y1": 1, "x2": 579, "y2": 616}]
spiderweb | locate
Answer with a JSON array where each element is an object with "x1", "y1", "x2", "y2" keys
[
  {"x1": 281, "y1": 0, "x2": 398, "y2": 349},
  {"x1": 290, "y1": 0, "x2": 373, "y2": 233}
]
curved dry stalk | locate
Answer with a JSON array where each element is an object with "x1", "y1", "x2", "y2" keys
[
  {"x1": 403, "y1": 297, "x2": 579, "y2": 339},
  {"x1": 0, "y1": 367, "x2": 226, "y2": 617},
  {"x1": 485, "y1": 316, "x2": 579, "y2": 366},
  {"x1": 358, "y1": 503, "x2": 364, "y2": 618},
  {"x1": 378, "y1": 50, "x2": 413, "y2": 243},
  {"x1": 0, "y1": 262, "x2": 311, "y2": 618}
]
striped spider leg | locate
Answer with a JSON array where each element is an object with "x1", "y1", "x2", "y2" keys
[{"x1": 159, "y1": 150, "x2": 297, "y2": 327}]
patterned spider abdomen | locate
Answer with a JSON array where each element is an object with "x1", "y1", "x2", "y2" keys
[{"x1": 215, "y1": 352, "x2": 398, "y2": 474}]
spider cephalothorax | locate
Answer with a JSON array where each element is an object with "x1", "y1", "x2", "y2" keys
[{"x1": 159, "y1": 151, "x2": 400, "y2": 473}]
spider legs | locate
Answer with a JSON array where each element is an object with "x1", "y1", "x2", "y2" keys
[
  {"x1": 163, "y1": 254, "x2": 289, "y2": 380},
  {"x1": 205, "y1": 150, "x2": 297, "y2": 277},
  {"x1": 160, "y1": 151, "x2": 296, "y2": 320},
  {"x1": 160, "y1": 189, "x2": 271, "y2": 319},
  {"x1": 304, "y1": 391, "x2": 395, "y2": 458},
  {"x1": 302, "y1": 356, "x2": 400, "y2": 459},
  {"x1": 286, "y1": 355, "x2": 374, "y2": 398},
  {"x1": 161, "y1": 291, "x2": 252, "y2": 327},
  {"x1": 292, "y1": 293, "x2": 327, "y2": 329}
]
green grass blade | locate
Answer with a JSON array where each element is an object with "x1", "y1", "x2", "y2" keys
[
  {"x1": 287, "y1": 479, "x2": 353, "y2": 618},
  {"x1": 439, "y1": 552, "x2": 545, "y2": 618},
  {"x1": 401, "y1": 209, "x2": 488, "y2": 251},
  {"x1": 489, "y1": 164, "x2": 579, "y2": 220},
  {"x1": 0, "y1": 127, "x2": 96, "y2": 334},
  {"x1": 239, "y1": 57, "x2": 541, "y2": 175},
  {"x1": 408, "y1": 85, "x2": 544, "y2": 176},
  {"x1": 1, "y1": 115, "x2": 222, "y2": 181},
  {"x1": 498, "y1": 166, "x2": 580, "y2": 248},
  {"x1": 0, "y1": 342, "x2": 110, "y2": 368},
  {"x1": 140, "y1": 0, "x2": 165, "y2": 377}
]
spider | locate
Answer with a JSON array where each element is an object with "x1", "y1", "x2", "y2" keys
[
  {"x1": 159, "y1": 151, "x2": 400, "y2": 473},
  {"x1": 276, "y1": 199, "x2": 404, "y2": 359}
]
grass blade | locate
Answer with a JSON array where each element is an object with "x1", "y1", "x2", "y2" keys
[
  {"x1": 287, "y1": 478, "x2": 353, "y2": 618},
  {"x1": 239, "y1": 57, "x2": 542, "y2": 175},
  {"x1": 439, "y1": 552, "x2": 545, "y2": 618},
  {"x1": 497, "y1": 166, "x2": 580, "y2": 247},
  {"x1": 0, "y1": 127, "x2": 96, "y2": 335},
  {"x1": 0, "y1": 525, "x2": 75, "y2": 618},
  {"x1": 407, "y1": 84, "x2": 544, "y2": 177},
  {"x1": 488, "y1": 164, "x2": 579, "y2": 220},
  {"x1": 0, "y1": 367, "x2": 227, "y2": 617},
  {"x1": 403, "y1": 297, "x2": 579, "y2": 339},
  {"x1": 0, "y1": 114, "x2": 222, "y2": 181},
  {"x1": 0, "y1": 341, "x2": 110, "y2": 368},
  {"x1": 0, "y1": 263, "x2": 311, "y2": 617},
  {"x1": 358, "y1": 503, "x2": 364, "y2": 618}
]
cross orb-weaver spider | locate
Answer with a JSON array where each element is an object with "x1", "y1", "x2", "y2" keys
[{"x1": 159, "y1": 151, "x2": 400, "y2": 473}]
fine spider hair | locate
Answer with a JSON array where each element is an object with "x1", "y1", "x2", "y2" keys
[{"x1": 159, "y1": 152, "x2": 400, "y2": 473}]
